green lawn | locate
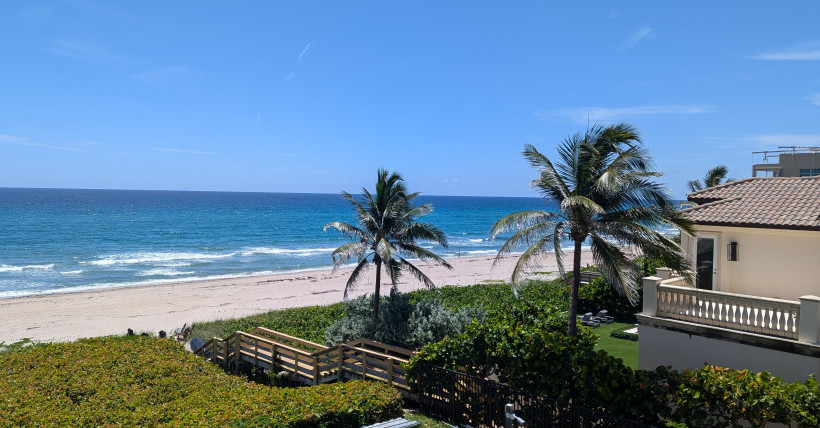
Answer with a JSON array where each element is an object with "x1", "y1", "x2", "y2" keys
[
  {"x1": 591, "y1": 322, "x2": 638, "y2": 369},
  {"x1": 404, "y1": 410, "x2": 452, "y2": 427}
]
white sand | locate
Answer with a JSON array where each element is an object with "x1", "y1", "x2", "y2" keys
[{"x1": 0, "y1": 251, "x2": 593, "y2": 344}]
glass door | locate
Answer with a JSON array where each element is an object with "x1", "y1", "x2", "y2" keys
[{"x1": 695, "y1": 234, "x2": 718, "y2": 290}]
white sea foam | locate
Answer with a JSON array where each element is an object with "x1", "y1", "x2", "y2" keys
[
  {"x1": 461, "y1": 250, "x2": 498, "y2": 256},
  {"x1": 136, "y1": 268, "x2": 196, "y2": 277},
  {"x1": 61, "y1": 270, "x2": 84, "y2": 275},
  {"x1": 0, "y1": 264, "x2": 55, "y2": 273},
  {"x1": 239, "y1": 247, "x2": 336, "y2": 257},
  {"x1": 86, "y1": 252, "x2": 235, "y2": 266}
]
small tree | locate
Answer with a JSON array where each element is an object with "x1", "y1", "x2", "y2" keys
[{"x1": 324, "y1": 169, "x2": 452, "y2": 324}]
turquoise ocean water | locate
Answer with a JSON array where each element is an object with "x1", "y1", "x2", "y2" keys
[{"x1": 0, "y1": 188, "x2": 558, "y2": 298}]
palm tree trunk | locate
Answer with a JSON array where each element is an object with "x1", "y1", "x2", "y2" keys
[
  {"x1": 568, "y1": 239, "x2": 582, "y2": 338},
  {"x1": 373, "y1": 257, "x2": 382, "y2": 325}
]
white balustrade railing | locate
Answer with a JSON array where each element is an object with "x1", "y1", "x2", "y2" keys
[{"x1": 656, "y1": 284, "x2": 800, "y2": 340}]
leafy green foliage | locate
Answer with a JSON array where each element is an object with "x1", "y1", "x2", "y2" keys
[
  {"x1": 406, "y1": 292, "x2": 818, "y2": 426},
  {"x1": 324, "y1": 289, "x2": 484, "y2": 349},
  {"x1": 662, "y1": 365, "x2": 815, "y2": 427},
  {"x1": 577, "y1": 256, "x2": 663, "y2": 323},
  {"x1": 0, "y1": 336, "x2": 402, "y2": 427},
  {"x1": 609, "y1": 330, "x2": 639, "y2": 342},
  {"x1": 191, "y1": 303, "x2": 345, "y2": 344}
]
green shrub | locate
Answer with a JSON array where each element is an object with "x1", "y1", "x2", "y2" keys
[
  {"x1": 324, "y1": 289, "x2": 484, "y2": 349},
  {"x1": 0, "y1": 336, "x2": 402, "y2": 427},
  {"x1": 663, "y1": 365, "x2": 802, "y2": 427},
  {"x1": 610, "y1": 330, "x2": 639, "y2": 342},
  {"x1": 406, "y1": 298, "x2": 485, "y2": 349},
  {"x1": 191, "y1": 303, "x2": 345, "y2": 344}
]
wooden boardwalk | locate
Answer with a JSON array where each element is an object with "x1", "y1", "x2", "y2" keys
[{"x1": 193, "y1": 327, "x2": 417, "y2": 400}]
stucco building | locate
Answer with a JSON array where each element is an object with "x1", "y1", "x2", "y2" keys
[{"x1": 637, "y1": 176, "x2": 820, "y2": 382}]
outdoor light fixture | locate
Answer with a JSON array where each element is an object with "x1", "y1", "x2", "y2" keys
[{"x1": 727, "y1": 242, "x2": 738, "y2": 261}]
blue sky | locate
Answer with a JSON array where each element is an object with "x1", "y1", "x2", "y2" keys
[{"x1": 2, "y1": 1, "x2": 819, "y2": 198}]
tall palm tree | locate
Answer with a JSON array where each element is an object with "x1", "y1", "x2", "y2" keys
[
  {"x1": 687, "y1": 165, "x2": 732, "y2": 192},
  {"x1": 324, "y1": 169, "x2": 452, "y2": 324},
  {"x1": 490, "y1": 123, "x2": 694, "y2": 337}
]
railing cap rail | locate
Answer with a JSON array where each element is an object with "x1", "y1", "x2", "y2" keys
[
  {"x1": 658, "y1": 283, "x2": 800, "y2": 306},
  {"x1": 251, "y1": 327, "x2": 328, "y2": 351}
]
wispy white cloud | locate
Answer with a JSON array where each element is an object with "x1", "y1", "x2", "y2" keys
[
  {"x1": 752, "y1": 40, "x2": 820, "y2": 60},
  {"x1": 48, "y1": 38, "x2": 124, "y2": 66},
  {"x1": 297, "y1": 41, "x2": 313, "y2": 62},
  {"x1": 285, "y1": 41, "x2": 314, "y2": 81},
  {"x1": 131, "y1": 66, "x2": 191, "y2": 85},
  {"x1": 441, "y1": 178, "x2": 467, "y2": 184},
  {"x1": 741, "y1": 134, "x2": 820, "y2": 146},
  {"x1": 154, "y1": 148, "x2": 217, "y2": 155},
  {"x1": 622, "y1": 26, "x2": 652, "y2": 50},
  {"x1": 806, "y1": 93, "x2": 820, "y2": 106},
  {"x1": 537, "y1": 104, "x2": 714, "y2": 123},
  {"x1": 0, "y1": 134, "x2": 97, "y2": 153}
]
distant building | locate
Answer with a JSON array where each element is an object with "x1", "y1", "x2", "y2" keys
[
  {"x1": 752, "y1": 147, "x2": 820, "y2": 177},
  {"x1": 638, "y1": 176, "x2": 820, "y2": 382}
]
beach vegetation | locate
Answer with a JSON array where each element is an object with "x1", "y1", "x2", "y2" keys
[
  {"x1": 489, "y1": 123, "x2": 694, "y2": 336},
  {"x1": 0, "y1": 336, "x2": 402, "y2": 427},
  {"x1": 190, "y1": 303, "x2": 344, "y2": 345},
  {"x1": 324, "y1": 289, "x2": 484, "y2": 349},
  {"x1": 405, "y1": 302, "x2": 819, "y2": 426},
  {"x1": 324, "y1": 169, "x2": 452, "y2": 324},
  {"x1": 687, "y1": 164, "x2": 733, "y2": 192}
]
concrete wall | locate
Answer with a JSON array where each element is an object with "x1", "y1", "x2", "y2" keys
[
  {"x1": 680, "y1": 226, "x2": 820, "y2": 300},
  {"x1": 779, "y1": 152, "x2": 820, "y2": 177},
  {"x1": 639, "y1": 324, "x2": 820, "y2": 383}
]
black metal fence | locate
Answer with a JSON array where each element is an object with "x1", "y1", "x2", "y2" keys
[{"x1": 417, "y1": 364, "x2": 655, "y2": 428}]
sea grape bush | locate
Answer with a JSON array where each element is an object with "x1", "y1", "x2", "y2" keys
[
  {"x1": 406, "y1": 301, "x2": 820, "y2": 427},
  {"x1": 0, "y1": 336, "x2": 402, "y2": 427}
]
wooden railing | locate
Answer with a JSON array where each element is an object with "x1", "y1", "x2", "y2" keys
[
  {"x1": 656, "y1": 284, "x2": 800, "y2": 340},
  {"x1": 193, "y1": 328, "x2": 416, "y2": 399}
]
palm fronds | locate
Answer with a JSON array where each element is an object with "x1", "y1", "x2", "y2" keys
[{"x1": 491, "y1": 122, "x2": 693, "y2": 337}]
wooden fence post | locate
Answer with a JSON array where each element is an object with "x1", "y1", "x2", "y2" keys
[
  {"x1": 361, "y1": 351, "x2": 368, "y2": 379},
  {"x1": 234, "y1": 333, "x2": 242, "y2": 374},
  {"x1": 312, "y1": 356, "x2": 319, "y2": 385},
  {"x1": 337, "y1": 344, "x2": 344, "y2": 381},
  {"x1": 387, "y1": 357, "x2": 394, "y2": 386}
]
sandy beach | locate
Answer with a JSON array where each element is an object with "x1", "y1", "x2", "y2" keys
[{"x1": 0, "y1": 251, "x2": 593, "y2": 344}]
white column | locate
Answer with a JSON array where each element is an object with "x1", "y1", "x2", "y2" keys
[
  {"x1": 798, "y1": 295, "x2": 820, "y2": 344},
  {"x1": 642, "y1": 276, "x2": 662, "y2": 316}
]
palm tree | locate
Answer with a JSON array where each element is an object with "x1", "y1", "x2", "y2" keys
[
  {"x1": 490, "y1": 123, "x2": 694, "y2": 337},
  {"x1": 687, "y1": 165, "x2": 732, "y2": 192},
  {"x1": 324, "y1": 169, "x2": 452, "y2": 324}
]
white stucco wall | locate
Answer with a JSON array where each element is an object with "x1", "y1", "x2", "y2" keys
[
  {"x1": 681, "y1": 226, "x2": 820, "y2": 300},
  {"x1": 638, "y1": 324, "x2": 820, "y2": 383}
]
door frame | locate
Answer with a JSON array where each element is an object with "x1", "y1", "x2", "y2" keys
[{"x1": 694, "y1": 232, "x2": 719, "y2": 290}]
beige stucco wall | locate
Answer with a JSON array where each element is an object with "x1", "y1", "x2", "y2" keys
[
  {"x1": 680, "y1": 226, "x2": 820, "y2": 300},
  {"x1": 638, "y1": 324, "x2": 820, "y2": 383}
]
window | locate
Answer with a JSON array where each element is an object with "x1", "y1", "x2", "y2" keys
[{"x1": 799, "y1": 169, "x2": 820, "y2": 177}]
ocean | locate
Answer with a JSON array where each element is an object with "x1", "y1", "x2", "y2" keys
[{"x1": 0, "y1": 188, "x2": 554, "y2": 298}]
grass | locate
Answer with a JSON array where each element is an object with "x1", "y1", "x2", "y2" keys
[
  {"x1": 592, "y1": 322, "x2": 639, "y2": 369},
  {"x1": 404, "y1": 409, "x2": 452, "y2": 427}
]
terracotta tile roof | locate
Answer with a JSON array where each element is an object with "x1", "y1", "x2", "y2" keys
[{"x1": 683, "y1": 176, "x2": 820, "y2": 230}]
